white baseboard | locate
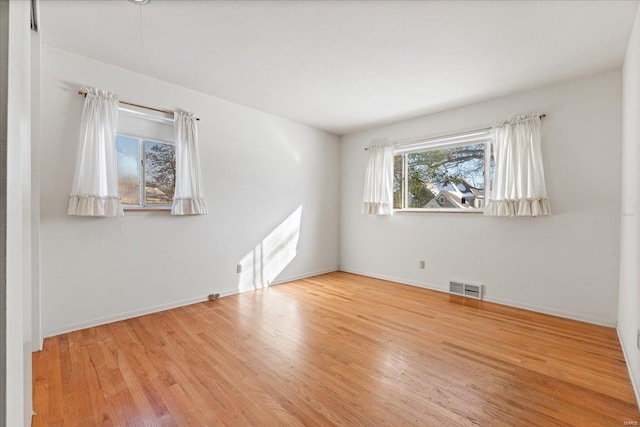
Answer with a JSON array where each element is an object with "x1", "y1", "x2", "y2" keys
[
  {"x1": 338, "y1": 267, "x2": 449, "y2": 293},
  {"x1": 617, "y1": 326, "x2": 640, "y2": 410},
  {"x1": 232, "y1": 267, "x2": 340, "y2": 294},
  {"x1": 338, "y1": 267, "x2": 617, "y2": 328},
  {"x1": 31, "y1": 337, "x2": 43, "y2": 352},
  {"x1": 43, "y1": 293, "x2": 212, "y2": 338},
  {"x1": 272, "y1": 267, "x2": 340, "y2": 286},
  {"x1": 43, "y1": 266, "x2": 339, "y2": 338},
  {"x1": 485, "y1": 295, "x2": 616, "y2": 328}
]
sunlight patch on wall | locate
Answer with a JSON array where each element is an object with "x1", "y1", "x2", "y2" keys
[{"x1": 237, "y1": 206, "x2": 302, "y2": 291}]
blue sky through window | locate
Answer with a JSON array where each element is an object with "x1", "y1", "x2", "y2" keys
[{"x1": 116, "y1": 135, "x2": 139, "y2": 179}]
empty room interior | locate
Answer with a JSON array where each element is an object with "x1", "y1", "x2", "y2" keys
[{"x1": 4, "y1": 0, "x2": 640, "y2": 425}]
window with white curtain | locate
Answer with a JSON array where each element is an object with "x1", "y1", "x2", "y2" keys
[
  {"x1": 484, "y1": 113, "x2": 550, "y2": 216},
  {"x1": 116, "y1": 134, "x2": 175, "y2": 209},
  {"x1": 116, "y1": 106, "x2": 176, "y2": 210},
  {"x1": 68, "y1": 88, "x2": 123, "y2": 217},
  {"x1": 393, "y1": 129, "x2": 494, "y2": 212}
]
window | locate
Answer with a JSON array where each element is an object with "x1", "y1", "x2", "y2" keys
[
  {"x1": 116, "y1": 134, "x2": 176, "y2": 209},
  {"x1": 393, "y1": 130, "x2": 494, "y2": 212}
]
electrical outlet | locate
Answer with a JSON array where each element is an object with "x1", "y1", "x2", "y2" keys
[
  {"x1": 237, "y1": 264, "x2": 242, "y2": 274},
  {"x1": 419, "y1": 260, "x2": 425, "y2": 269}
]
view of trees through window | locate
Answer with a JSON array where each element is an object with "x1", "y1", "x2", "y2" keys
[
  {"x1": 116, "y1": 134, "x2": 176, "y2": 208},
  {"x1": 145, "y1": 141, "x2": 176, "y2": 205},
  {"x1": 394, "y1": 143, "x2": 491, "y2": 210}
]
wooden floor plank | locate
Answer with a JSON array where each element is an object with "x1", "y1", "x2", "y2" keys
[{"x1": 33, "y1": 272, "x2": 639, "y2": 426}]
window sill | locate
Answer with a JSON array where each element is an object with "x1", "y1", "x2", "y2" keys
[
  {"x1": 394, "y1": 208, "x2": 484, "y2": 214},
  {"x1": 123, "y1": 207, "x2": 172, "y2": 212}
]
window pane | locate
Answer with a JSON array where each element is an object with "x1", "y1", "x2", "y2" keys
[
  {"x1": 393, "y1": 155, "x2": 403, "y2": 209},
  {"x1": 406, "y1": 143, "x2": 486, "y2": 209},
  {"x1": 144, "y1": 140, "x2": 175, "y2": 205},
  {"x1": 116, "y1": 135, "x2": 141, "y2": 206}
]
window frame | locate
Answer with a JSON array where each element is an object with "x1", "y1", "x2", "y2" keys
[
  {"x1": 116, "y1": 132, "x2": 176, "y2": 211},
  {"x1": 393, "y1": 136, "x2": 491, "y2": 214}
]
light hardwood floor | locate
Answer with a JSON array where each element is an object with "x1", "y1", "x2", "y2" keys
[{"x1": 33, "y1": 272, "x2": 638, "y2": 426}]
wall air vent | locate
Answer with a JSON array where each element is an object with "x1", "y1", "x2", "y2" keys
[
  {"x1": 449, "y1": 280, "x2": 483, "y2": 300},
  {"x1": 449, "y1": 281, "x2": 464, "y2": 295}
]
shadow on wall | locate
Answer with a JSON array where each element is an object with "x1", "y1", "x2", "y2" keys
[{"x1": 237, "y1": 206, "x2": 302, "y2": 292}]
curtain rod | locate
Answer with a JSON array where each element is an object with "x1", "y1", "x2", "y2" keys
[
  {"x1": 77, "y1": 90, "x2": 200, "y2": 121},
  {"x1": 364, "y1": 113, "x2": 546, "y2": 151}
]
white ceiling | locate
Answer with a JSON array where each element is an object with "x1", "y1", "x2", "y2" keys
[{"x1": 40, "y1": 0, "x2": 638, "y2": 135}]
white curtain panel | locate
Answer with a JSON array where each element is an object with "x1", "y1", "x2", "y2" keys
[
  {"x1": 68, "y1": 87, "x2": 123, "y2": 217},
  {"x1": 485, "y1": 113, "x2": 551, "y2": 217},
  {"x1": 362, "y1": 142, "x2": 394, "y2": 215},
  {"x1": 171, "y1": 111, "x2": 208, "y2": 215}
]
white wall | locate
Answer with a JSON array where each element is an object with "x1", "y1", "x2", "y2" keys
[
  {"x1": 7, "y1": 1, "x2": 33, "y2": 425},
  {"x1": 40, "y1": 46, "x2": 340, "y2": 337},
  {"x1": 31, "y1": 29, "x2": 42, "y2": 352},
  {"x1": 340, "y1": 70, "x2": 622, "y2": 326},
  {"x1": 619, "y1": 5, "x2": 640, "y2": 407}
]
